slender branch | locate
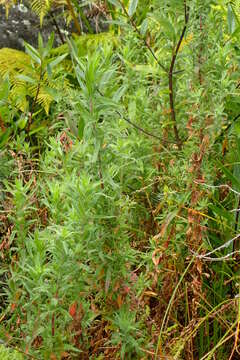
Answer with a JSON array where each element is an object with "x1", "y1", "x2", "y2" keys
[
  {"x1": 50, "y1": 10, "x2": 65, "y2": 44},
  {"x1": 192, "y1": 250, "x2": 240, "y2": 262},
  {"x1": 192, "y1": 232, "x2": 240, "y2": 259},
  {"x1": 118, "y1": 0, "x2": 168, "y2": 73},
  {"x1": 115, "y1": 109, "x2": 167, "y2": 141},
  {"x1": 71, "y1": 0, "x2": 94, "y2": 34},
  {"x1": 168, "y1": 1, "x2": 189, "y2": 150},
  {"x1": 66, "y1": 0, "x2": 81, "y2": 35},
  {"x1": 215, "y1": 112, "x2": 240, "y2": 142},
  {"x1": 27, "y1": 64, "x2": 44, "y2": 133},
  {"x1": 96, "y1": 89, "x2": 178, "y2": 144},
  {"x1": 118, "y1": 0, "x2": 188, "y2": 148}
]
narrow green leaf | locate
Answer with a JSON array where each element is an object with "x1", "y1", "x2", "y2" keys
[
  {"x1": 46, "y1": 63, "x2": 52, "y2": 78},
  {"x1": 228, "y1": 4, "x2": 236, "y2": 34},
  {"x1": 218, "y1": 161, "x2": 240, "y2": 191},
  {"x1": 128, "y1": 100, "x2": 136, "y2": 120},
  {"x1": 16, "y1": 74, "x2": 37, "y2": 84},
  {"x1": 67, "y1": 38, "x2": 80, "y2": 65},
  {"x1": 46, "y1": 32, "x2": 55, "y2": 55},
  {"x1": 38, "y1": 33, "x2": 44, "y2": 53},
  {"x1": 29, "y1": 126, "x2": 46, "y2": 136},
  {"x1": 107, "y1": 0, "x2": 121, "y2": 8},
  {"x1": 78, "y1": 119, "x2": 85, "y2": 140},
  {"x1": 0, "y1": 77, "x2": 10, "y2": 101},
  {"x1": 17, "y1": 115, "x2": 28, "y2": 130},
  {"x1": 66, "y1": 117, "x2": 79, "y2": 138},
  {"x1": 24, "y1": 42, "x2": 41, "y2": 64},
  {"x1": 0, "y1": 128, "x2": 11, "y2": 148},
  {"x1": 209, "y1": 204, "x2": 233, "y2": 222},
  {"x1": 140, "y1": 18, "x2": 148, "y2": 35},
  {"x1": 48, "y1": 53, "x2": 68, "y2": 70},
  {"x1": 128, "y1": 0, "x2": 138, "y2": 16}
]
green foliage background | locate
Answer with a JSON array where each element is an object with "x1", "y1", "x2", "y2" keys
[{"x1": 1, "y1": 0, "x2": 240, "y2": 359}]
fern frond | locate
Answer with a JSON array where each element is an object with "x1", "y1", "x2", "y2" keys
[
  {"x1": 29, "y1": 0, "x2": 52, "y2": 25},
  {"x1": 0, "y1": 48, "x2": 64, "y2": 114},
  {"x1": 37, "y1": 90, "x2": 54, "y2": 114},
  {"x1": 51, "y1": 33, "x2": 118, "y2": 57},
  {"x1": 0, "y1": 48, "x2": 31, "y2": 78},
  {"x1": 10, "y1": 82, "x2": 29, "y2": 111}
]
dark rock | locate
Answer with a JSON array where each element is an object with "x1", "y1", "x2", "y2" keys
[
  {"x1": 0, "y1": 1, "x2": 109, "y2": 51},
  {"x1": 0, "y1": 2, "x2": 73, "y2": 50}
]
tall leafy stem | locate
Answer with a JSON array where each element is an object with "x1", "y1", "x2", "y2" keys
[
  {"x1": 118, "y1": 0, "x2": 168, "y2": 73},
  {"x1": 27, "y1": 62, "x2": 44, "y2": 134},
  {"x1": 168, "y1": 0, "x2": 189, "y2": 150},
  {"x1": 115, "y1": 0, "x2": 190, "y2": 149}
]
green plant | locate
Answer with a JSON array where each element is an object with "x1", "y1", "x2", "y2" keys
[
  {"x1": 2, "y1": 0, "x2": 240, "y2": 359},
  {"x1": 110, "y1": 307, "x2": 144, "y2": 359},
  {"x1": 0, "y1": 33, "x2": 69, "y2": 149},
  {"x1": 0, "y1": 344, "x2": 23, "y2": 360}
]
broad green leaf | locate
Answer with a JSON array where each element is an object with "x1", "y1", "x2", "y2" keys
[
  {"x1": 134, "y1": 64, "x2": 158, "y2": 74},
  {"x1": 92, "y1": 138, "x2": 101, "y2": 163},
  {"x1": 0, "y1": 344, "x2": 23, "y2": 359},
  {"x1": 150, "y1": 13, "x2": 175, "y2": 41},
  {"x1": 113, "y1": 85, "x2": 127, "y2": 102},
  {"x1": 128, "y1": 0, "x2": 138, "y2": 16},
  {"x1": 46, "y1": 63, "x2": 52, "y2": 78}
]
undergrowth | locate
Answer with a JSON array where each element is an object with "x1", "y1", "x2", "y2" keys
[{"x1": 1, "y1": 0, "x2": 240, "y2": 359}]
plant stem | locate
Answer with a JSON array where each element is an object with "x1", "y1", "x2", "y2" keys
[
  {"x1": 118, "y1": 0, "x2": 168, "y2": 73},
  {"x1": 50, "y1": 10, "x2": 65, "y2": 44},
  {"x1": 96, "y1": 88, "x2": 178, "y2": 144},
  {"x1": 27, "y1": 64, "x2": 44, "y2": 134},
  {"x1": 66, "y1": 0, "x2": 81, "y2": 35},
  {"x1": 71, "y1": 0, "x2": 94, "y2": 34},
  {"x1": 168, "y1": 1, "x2": 189, "y2": 150}
]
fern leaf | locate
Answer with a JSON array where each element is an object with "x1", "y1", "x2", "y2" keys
[
  {"x1": 29, "y1": 0, "x2": 52, "y2": 26},
  {"x1": 0, "y1": 48, "x2": 31, "y2": 78}
]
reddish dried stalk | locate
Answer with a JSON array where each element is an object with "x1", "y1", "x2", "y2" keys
[{"x1": 168, "y1": 1, "x2": 189, "y2": 150}]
